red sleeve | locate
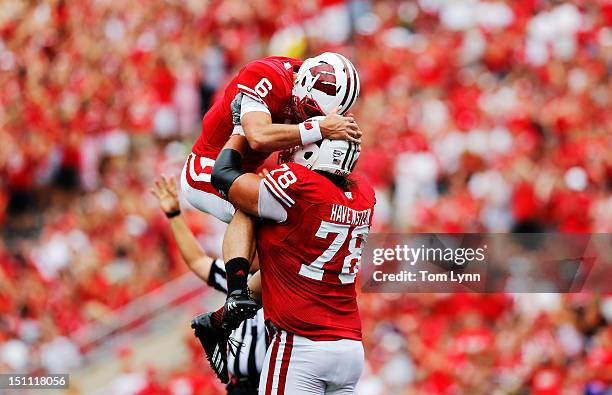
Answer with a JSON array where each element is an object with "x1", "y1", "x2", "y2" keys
[
  {"x1": 262, "y1": 162, "x2": 313, "y2": 209},
  {"x1": 234, "y1": 58, "x2": 294, "y2": 111}
]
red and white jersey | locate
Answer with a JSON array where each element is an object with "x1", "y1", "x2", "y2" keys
[
  {"x1": 192, "y1": 56, "x2": 302, "y2": 172},
  {"x1": 256, "y1": 162, "x2": 376, "y2": 341}
]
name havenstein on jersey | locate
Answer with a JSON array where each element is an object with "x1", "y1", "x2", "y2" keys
[{"x1": 330, "y1": 204, "x2": 372, "y2": 226}]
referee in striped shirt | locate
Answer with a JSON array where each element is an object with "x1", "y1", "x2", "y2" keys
[{"x1": 152, "y1": 175, "x2": 266, "y2": 394}]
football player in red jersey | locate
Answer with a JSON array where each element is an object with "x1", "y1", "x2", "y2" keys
[
  {"x1": 181, "y1": 53, "x2": 361, "y2": 223},
  {"x1": 183, "y1": 53, "x2": 362, "y2": 329},
  {"x1": 193, "y1": 130, "x2": 375, "y2": 394}
]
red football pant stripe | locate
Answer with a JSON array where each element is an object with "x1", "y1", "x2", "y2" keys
[
  {"x1": 265, "y1": 332, "x2": 281, "y2": 395},
  {"x1": 277, "y1": 332, "x2": 294, "y2": 394}
]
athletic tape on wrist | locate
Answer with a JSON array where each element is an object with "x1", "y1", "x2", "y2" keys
[{"x1": 299, "y1": 120, "x2": 322, "y2": 145}]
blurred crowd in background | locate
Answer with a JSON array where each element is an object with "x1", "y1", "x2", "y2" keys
[{"x1": 0, "y1": 0, "x2": 611, "y2": 393}]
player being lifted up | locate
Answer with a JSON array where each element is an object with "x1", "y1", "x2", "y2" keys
[
  {"x1": 182, "y1": 53, "x2": 360, "y2": 222},
  {"x1": 194, "y1": 132, "x2": 375, "y2": 394},
  {"x1": 181, "y1": 53, "x2": 362, "y2": 325}
]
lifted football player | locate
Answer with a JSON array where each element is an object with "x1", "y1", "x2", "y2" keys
[{"x1": 182, "y1": 53, "x2": 361, "y2": 328}]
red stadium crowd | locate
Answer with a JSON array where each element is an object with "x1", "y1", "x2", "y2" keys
[{"x1": 0, "y1": 0, "x2": 611, "y2": 393}]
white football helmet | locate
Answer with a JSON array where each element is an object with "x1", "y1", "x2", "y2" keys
[
  {"x1": 280, "y1": 117, "x2": 360, "y2": 176},
  {"x1": 292, "y1": 52, "x2": 360, "y2": 120}
]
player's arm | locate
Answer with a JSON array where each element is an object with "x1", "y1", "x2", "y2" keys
[
  {"x1": 211, "y1": 136, "x2": 288, "y2": 222},
  {"x1": 234, "y1": 64, "x2": 361, "y2": 151},
  {"x1": 240, "y1": 106, "x2": 361, "y2": 152},
  {"x1": 151, "y1": 176, "x2": 216, "y2": 285}
]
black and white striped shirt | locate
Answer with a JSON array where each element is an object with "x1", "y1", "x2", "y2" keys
[{"x1": 207, "y1": 259, "x2": 267, "y2": 380}]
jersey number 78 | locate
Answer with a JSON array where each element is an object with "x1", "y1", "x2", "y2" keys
[{"x1": 299, "y1": 221, "x2": 369, "y2": 284}]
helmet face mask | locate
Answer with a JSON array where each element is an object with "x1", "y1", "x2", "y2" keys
[
  {"x1": 291, "y1": 95, "x2": 325, "y2": 121},
  {"x1": 278, "y1": 146, "x2": 300, "y2": 165}
]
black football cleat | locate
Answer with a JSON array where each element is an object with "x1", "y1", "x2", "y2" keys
[
  {"x1": 191, "y1": 312, "x2": 230, "y2": 384},
  {"x1": 222, "y1": 289, "x2": 259, "y2": 330}
]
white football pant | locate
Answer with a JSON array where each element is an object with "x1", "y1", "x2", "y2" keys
[{"x1": 260, "y1": 329, "x2": 364, "y2": 395}]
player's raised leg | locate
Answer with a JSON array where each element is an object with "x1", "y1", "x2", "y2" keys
[
  {"x1": 180, "y1": 152, "x2": 236, "y2": 223},
  {"x1": 220, "y1": 210, "x2": 259, "y2": 328}
]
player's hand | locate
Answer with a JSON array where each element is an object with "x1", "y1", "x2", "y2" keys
[
  {"x1": 151, "y1": 175, "x2": 180, "y2": 215},
  {"x1": 319, "y1": 107, "x2": 362, "y2": 144}
]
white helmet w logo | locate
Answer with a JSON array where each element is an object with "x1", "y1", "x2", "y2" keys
[
  {"x1": 279, "y1": 117, "x2": 360, "y2": 177},
  {"x1": 292, "y1": 52, "x2": 360, "y2": 120}
]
